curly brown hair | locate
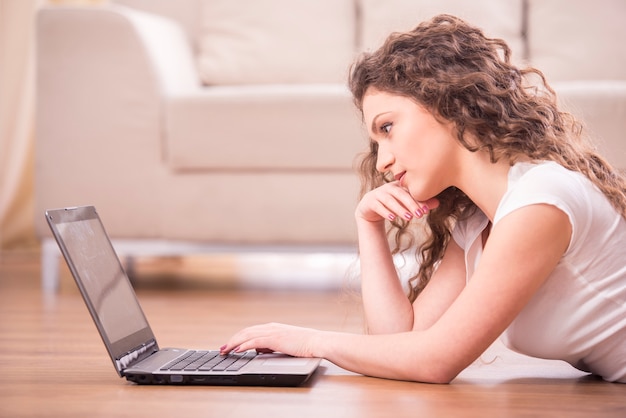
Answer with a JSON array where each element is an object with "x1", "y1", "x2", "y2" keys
[{"x1": 348, "y1": 14, "x2": 626, "y2": 302}]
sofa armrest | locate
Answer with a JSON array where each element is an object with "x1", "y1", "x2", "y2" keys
[
  {"x1": 120, "y1": 5, "x2": 199, "y2": 95},
  {"x1": 35, "y1": 5, "x2": 186, "y2": 238}
]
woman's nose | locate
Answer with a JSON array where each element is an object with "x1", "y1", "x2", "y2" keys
[{"x1": 376, "y1": 146, "x2": 394, "y2": 173}]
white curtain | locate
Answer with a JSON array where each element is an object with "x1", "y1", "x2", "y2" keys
[{"x1": 0, "y1": 0, "x2": 40, "y2": 249}]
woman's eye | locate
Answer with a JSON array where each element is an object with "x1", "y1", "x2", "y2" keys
[{"x1": 380, "y1": 123, "x2": 392, "y2": 134}]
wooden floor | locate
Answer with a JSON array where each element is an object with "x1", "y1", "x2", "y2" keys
[{"x1": 1, "y1": 250, "x2": 625, "y2": 417}]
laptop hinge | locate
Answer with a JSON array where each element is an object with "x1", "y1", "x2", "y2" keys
[{"x1": 116, "y1": 339, "x2": 158, "y2": 371}]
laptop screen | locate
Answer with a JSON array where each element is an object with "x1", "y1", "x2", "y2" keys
[{"x1": 46, "y1": 207, "x2": 156, "y2": 373}]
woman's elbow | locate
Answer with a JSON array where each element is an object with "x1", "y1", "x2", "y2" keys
[{"x1": 403, "y1": 363, "x2": 462, "y2": 384}]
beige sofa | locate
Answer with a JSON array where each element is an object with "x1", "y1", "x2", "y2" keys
[{"x1": 36, "y1": 0, "x2": 626, "y2": 290}]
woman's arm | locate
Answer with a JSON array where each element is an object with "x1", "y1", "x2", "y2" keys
[
  {"x1": 356, "y1": 217, "x2": 414, "y2": 333},
  {"x1": 316, "y1": 203, "x2": 572, "y2": 382},
  {"x1": 354, "y1": 181, "x2": 441, "y2": 334},
  {"x1": 411, "y1": 237, "x2": 467, "y2": 331},
  {"x1": 221, "y1": 204, "x2": 571, "y2": 383},
  {"x1": 358, "y1": 217, "x2": 468, "y2": 334}
]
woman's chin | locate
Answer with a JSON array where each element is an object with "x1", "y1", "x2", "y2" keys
[{"x1": 408, "y1": 189, "x2": 441, "y2": 209}]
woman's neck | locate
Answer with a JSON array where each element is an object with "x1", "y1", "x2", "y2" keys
[{"x1": 454, "y1": 150, "x2": 512, "y2": 221}]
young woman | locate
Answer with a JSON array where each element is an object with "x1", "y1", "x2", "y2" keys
[{"x1": 221, "y1": 14, "x2": 626, "y2": 383}]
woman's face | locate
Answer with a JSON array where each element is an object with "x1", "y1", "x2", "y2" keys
[{"x1": 362, "y1": 88, "x2": 461, "y2": 202}]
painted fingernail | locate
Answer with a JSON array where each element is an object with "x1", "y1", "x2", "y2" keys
[
  {"x1": 415, "y1": 208, "x2": 423, "y2": 217},
  {"x1": 404, "y1": 212, "x2": 413, "y2": 220},
  {"x1": 388, "y1": 213, "x2": 396, "y2": 221},
  {"x1": 220, "y1": 344, "x2": 227, "y2": 351},
  {"x1": 422, "y1": 205, "x2": 430, "y2": 213}
]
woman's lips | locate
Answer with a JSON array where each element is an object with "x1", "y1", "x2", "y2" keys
[{"x1": 394, "y1": 171, "x2": 407, "y2": 186}]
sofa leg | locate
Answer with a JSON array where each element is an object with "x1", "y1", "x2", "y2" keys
[{"x1": 41, "y1": 238, "x2": 60, "y2": 292}]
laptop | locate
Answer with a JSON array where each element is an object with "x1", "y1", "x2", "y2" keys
[{"x1": 45, "y1": 205, "x2": 321, "y2": 386}]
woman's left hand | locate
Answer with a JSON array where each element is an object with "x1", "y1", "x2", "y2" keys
[{"x1": 220, "y1": 323, "x2": 323, "y2": 358}]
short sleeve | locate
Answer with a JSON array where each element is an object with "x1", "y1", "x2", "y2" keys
[{"x1": 494, "y1": 162, "x2": 594, "y2": 255}]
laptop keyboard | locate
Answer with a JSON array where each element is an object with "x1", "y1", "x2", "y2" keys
[{"x1": 160, "y1": 350, "x2": 257, "y2": 372}]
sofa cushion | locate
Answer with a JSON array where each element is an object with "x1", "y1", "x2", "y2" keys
[
  {"x1": 164, "y1": 85, "x2": 365, "y2": 171},
  {"x1": 196, "y1": 0, "x2": 356, "y2": 85},
  {"x1": 554, "y1": 81, "x2": 626, "y2": 171},
  {"x1": 527, "y1": 0, "x2": 626, "y2": 82},
  {"x1": 160, "y1": 172, "x2": 360, "y2": 244},
  {"x1": 359, "y1": 0, "x2": 525, "y2": 65}
]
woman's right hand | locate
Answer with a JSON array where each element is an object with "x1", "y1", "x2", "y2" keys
[{"x1": 355, "y1": 181, "x2": 439, "y2": 224}]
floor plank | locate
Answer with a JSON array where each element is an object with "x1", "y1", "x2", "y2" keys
[{"x1": 1, "y1": 250, "x2": 624, "y2": 417}]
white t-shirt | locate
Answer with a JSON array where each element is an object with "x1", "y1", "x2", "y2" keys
[{"x1": 452, "y1": 161, "x2": 626, "y2": 382}]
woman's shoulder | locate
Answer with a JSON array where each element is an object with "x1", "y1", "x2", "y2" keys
[
  {"x1": 509, "y1": 161, "x2": 580, "y2": 185},
  {"x1": 495, "y1": 161, "x2": 593, "y2": 224}
]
